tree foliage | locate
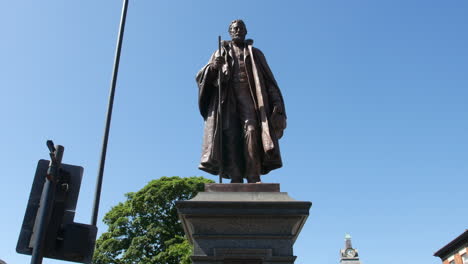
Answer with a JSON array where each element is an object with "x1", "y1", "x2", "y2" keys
[{"x1": 93, "y1": 176, "x2": 213, "y2": 264}]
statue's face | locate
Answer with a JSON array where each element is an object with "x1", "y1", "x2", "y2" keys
[{"x1": 229, "y1": 22, "x2": 247, "y2": 43}]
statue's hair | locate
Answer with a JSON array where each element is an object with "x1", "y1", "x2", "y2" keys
[{"x1": 228, "y1": 19, "x2": 248, "y2": 34}]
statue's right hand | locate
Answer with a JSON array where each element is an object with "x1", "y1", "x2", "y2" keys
[{"x1": 211, "y1": 56, "x2": 225, "y2": 70}]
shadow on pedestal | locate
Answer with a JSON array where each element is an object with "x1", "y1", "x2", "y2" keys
[{"x1": 176, "y1": 183, "x2": 312, "y2": 264}]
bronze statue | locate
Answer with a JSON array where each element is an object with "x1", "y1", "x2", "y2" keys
[{"x1": 196, "y1": 19, "x2": 286, "y2": 183}]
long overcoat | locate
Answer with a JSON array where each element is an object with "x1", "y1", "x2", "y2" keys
[{"x1": 196, "y1": 39, "x2": 286, "y2": 179}]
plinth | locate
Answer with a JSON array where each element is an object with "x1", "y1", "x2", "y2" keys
[{"x1": 176, "y1": 183, "x2": 312, "y2": 264}]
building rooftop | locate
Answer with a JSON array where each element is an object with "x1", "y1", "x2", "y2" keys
[{"x1": 434, "y1": 229, "x2": 468, "y2": 259}]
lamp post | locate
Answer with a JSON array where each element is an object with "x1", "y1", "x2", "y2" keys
[{"x1": 91, "y1": 0, "x2": 129, "y2": 227}]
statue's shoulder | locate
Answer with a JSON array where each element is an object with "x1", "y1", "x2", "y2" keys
[
  {"x1": 251, "y1": 47, "x2": 266, "y2": 59},
  {"x1": 244, "y1": 40, "x2": 264, "y2": 54},
  {"x1": 221, "y1": 40, "x2": 231, "y2": 48},
  {"x1": 220, "y1": 39, "x2": 256, "y2": 48}
]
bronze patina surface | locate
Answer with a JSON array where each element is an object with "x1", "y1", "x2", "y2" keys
[{"x1": 196, "y1": 20, "x2": 286, "y2": 183}]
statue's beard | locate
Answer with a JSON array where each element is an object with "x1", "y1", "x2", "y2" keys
[{"x1": 231, "y1": 35, "x2": 246, "y2": 43}]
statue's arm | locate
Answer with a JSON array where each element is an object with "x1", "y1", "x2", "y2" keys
[
  {"x1": 254, "y1": 48, "x2": 286, "y2": 116},
  {"x1": 196, "y1": 53, "x2": 216, "y2": 84},
  {"x1": 196, "y1": 50, "x2": 228, "y2": 119},
  {"x1": 197, "y1": 50, "x2": 228, "y2": 88}
]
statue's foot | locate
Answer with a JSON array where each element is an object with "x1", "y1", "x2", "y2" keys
[
  {"x1": 230, "y1": 177, "x2": 243, "y2": 183},
  {"x1": 246, "y1": 175, "x2": 261, "y2": 183}
]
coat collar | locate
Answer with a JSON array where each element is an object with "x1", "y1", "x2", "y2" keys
[{"x1": 225, "y1": 39, "x2": 254, "y2": 59}]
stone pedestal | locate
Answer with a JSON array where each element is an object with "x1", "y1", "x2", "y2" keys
[{"x1": 176, "y1": 183, "x2": 312, "y2": 264}]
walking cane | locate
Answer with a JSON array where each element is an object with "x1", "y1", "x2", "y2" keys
[{"x1": 217, "y1": 36, "x2": 223, "y2": 184}]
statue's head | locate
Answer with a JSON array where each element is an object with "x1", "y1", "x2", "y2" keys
[{"x1": 228, "y1": 19, "x2": 247, "y2": 43}]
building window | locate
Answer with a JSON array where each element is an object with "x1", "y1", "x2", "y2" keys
[{"x1": 462, "y1": 254, "x2": 468, "y2": 264}]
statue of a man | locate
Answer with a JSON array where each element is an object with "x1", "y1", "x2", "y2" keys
[{"x1": 196, "y1": 19, "x2": 286, "y2": 183}]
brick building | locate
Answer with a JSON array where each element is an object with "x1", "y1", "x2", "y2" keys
[{"x1": 434, "y1": 230, "x2": 468, "y2": 264}]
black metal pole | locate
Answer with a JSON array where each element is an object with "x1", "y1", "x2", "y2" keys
[
  {"x1": 30, "y1": 145, "x2": 64, "y2": 264},
  {"x1": 91, "y1": 0, "x2": 129, "y2": 226},
  {"x1": 217, "y1": 36, "x2": 223, "y2": 184}
]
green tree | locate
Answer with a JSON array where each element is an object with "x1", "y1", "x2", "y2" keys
[{"x1": 93, "y1": 176, "x2": 213, "y2": 264}]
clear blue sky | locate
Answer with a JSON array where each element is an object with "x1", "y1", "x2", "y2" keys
[{"x1": 1, "y1": 1, "x2": 467, "y2": 264}]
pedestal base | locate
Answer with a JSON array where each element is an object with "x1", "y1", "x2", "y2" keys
[{"x1": 177, "y1": 184, "x2": 312, "y2": 264}]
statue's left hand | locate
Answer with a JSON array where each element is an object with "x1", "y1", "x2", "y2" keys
[
  {"x1": 271, "y1": 104, "x2": 286, "y2": 139},
  {"x1": 273, "y1": 104, "x2": 283, "y2": 115}
]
